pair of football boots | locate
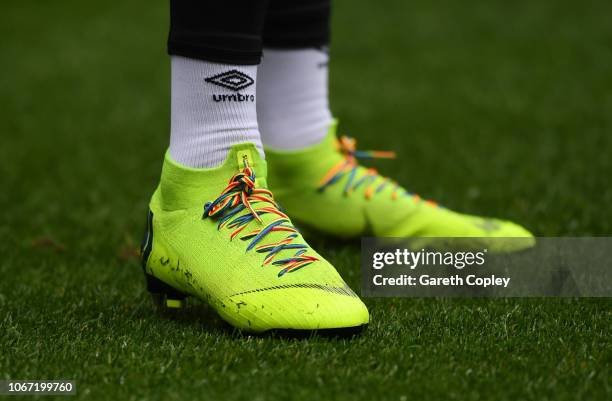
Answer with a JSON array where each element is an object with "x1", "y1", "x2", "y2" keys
[{"x1": 141, "y1": 121, "x2": 532, "y2": 332}]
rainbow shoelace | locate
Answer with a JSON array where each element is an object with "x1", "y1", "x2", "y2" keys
[
  {"x1": 318, "y1": 136, "x2": 438, "y2": 207},
  {"x1": 203, "y1": 163, "x2": 318, "y2": 277}
]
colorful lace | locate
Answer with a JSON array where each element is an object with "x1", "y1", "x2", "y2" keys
[
  {"x1": 203, "y1": 163, "x2": 318, "y2": 277},
  {"x1": 318, "y1": 136, "x2": 438, "y2": 206}
]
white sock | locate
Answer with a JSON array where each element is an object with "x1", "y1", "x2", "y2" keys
[
  {"x1": 169, "y1": 56, "x2": 264, "y2": 168},
  {"x1": 257, "y1": 48, "x2": 333, "y2": 150}
]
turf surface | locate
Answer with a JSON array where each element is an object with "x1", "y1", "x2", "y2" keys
[{"x1": 1, "y1": 0, "x2": 611, "y2": 400}]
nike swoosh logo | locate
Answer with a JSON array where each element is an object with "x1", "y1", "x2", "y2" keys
[{"x1": 230, "y1": 283, "x2": 358, "y2": 298}]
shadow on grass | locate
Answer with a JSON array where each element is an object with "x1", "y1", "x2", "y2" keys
[{"x1": 296, "y1": 225, "x2": 361, "y2": 252}]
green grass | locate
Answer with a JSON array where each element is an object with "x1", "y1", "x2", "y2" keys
[{"x1": 1, "y1": 0, "x2": 611, "y2": 399}]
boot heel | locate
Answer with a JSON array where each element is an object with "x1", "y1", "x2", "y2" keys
[{"x1": 145, "y1": 274, "x2": 188, "y2": 309}]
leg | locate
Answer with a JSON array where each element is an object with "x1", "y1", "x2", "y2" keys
[
  {"x1": 140, "y1": 0, "x2": 370, "y2": 332},
  {"x1": 257, "y1": 0, "x2": 333, "y2": 149},
  {"x1": 258, "y1": 1, "x2": 533, "y2": 244},
  {"x1": 168, "y1": 0, "x2": 268, "y2": 168}
]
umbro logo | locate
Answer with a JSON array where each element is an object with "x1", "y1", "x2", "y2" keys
[
  {"x1": 205, "y1": 70, "x2": 255, "y2": 102},
  {"x1": 205, "y1": 70, "x2": 254, "y2": 91}
]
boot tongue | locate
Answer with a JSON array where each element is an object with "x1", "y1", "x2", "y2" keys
[
  {"x1": 159, "y1": 143, "x2": 268, "y2": 210},
  {"x1": 231, "y1": 144, "x2": 268, "y2": 189}
]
